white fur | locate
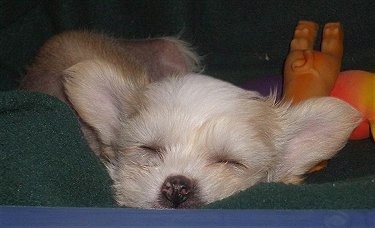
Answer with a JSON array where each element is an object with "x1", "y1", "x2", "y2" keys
[
  {"x1": 22, "y1": 31, "x2": 362, "y2": 209},
  {"x1": 84, "y1": 71, "x2": 361, "y2": 208}
]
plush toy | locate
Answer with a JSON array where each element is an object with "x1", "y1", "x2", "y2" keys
[
  {"x1": 283, "y1": 20, "x2": 374, "y2": 141},
  {"x1": 331, "y1": 70, "x2": 374, "y2": 140}
]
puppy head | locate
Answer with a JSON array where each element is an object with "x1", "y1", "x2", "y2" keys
[{"x1": 64, "y1": 62, "x2": 362, "y2": 208}]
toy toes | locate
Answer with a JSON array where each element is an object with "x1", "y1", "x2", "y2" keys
[
  {"x1": 321, "y1": 22, "x2": 344, "y2": 59},
  {"x1": 290, "y1": 20, "x2": 319, "y2": 51}
]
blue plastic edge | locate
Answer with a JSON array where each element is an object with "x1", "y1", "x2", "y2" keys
[{"x1": 1, "y1": 206, "x2": 375, "y2": 227}]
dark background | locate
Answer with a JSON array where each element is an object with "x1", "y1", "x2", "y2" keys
[{"x1": 1, "y1": 0, "x2": 375, "y2": 89}]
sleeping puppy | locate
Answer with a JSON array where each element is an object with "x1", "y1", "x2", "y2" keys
[{"x1": 20, "y1": 31, "x2": 362, "y2": 209}]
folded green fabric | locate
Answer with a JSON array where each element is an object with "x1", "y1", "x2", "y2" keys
[
  {"x1": 206, "y1": 176, "x2": 375, "y2": 209},
  {"x1": 0, "y1": 90, "x2": 115, "y2": 207}
]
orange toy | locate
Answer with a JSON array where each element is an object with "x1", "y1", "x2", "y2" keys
[
  {"x1": 283, "y1": 20, "x2": 374, "y2": 141},
  {"x1": 283, "y1": 21, "x2": 343, "y2": 103}
]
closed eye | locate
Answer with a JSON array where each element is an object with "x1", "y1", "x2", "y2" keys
[
  {"x1": 139, "y1": 145, "x2": 164, "y2": 158},
  {"x1": 215, "y1": 159, "x2": 248, "y2": 169}
]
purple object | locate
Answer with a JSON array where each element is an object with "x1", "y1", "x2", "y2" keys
[{"x1": 242, "y1": 75, "x2": 283, "y2": 99}]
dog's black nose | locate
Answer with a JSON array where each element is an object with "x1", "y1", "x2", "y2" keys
[{"x1": 161, "y1": 175, "x2": 192, "y2": 208}]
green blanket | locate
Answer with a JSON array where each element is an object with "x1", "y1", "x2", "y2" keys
[
  {"x1": 0, "y1": 91, "x2": 114, "y2": 207},
  {"x1": 1, "y1": 0, "x2": 375, "y2": 209}
]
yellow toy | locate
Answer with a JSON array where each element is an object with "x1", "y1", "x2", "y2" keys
[{"x1": 331, "y1": 70, "x2": 375, "y2": 140}]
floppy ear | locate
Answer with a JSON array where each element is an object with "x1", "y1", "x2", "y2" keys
[
  {"x1": 63, "y1": 60, "x2": 147, "y2": 154},
  {"x1": 121, "y1": 37, "x2": 201, "y2": 81},
  {"x1": 273, "y1": 97, "x2": 362, "y2": 183}
]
